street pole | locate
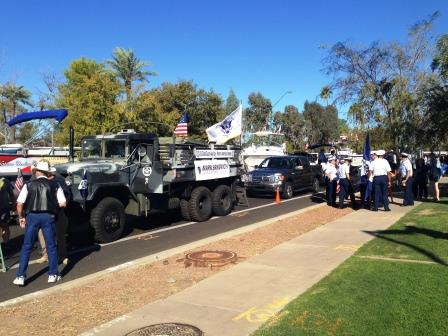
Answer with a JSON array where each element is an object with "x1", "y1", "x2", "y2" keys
[{"x1": 266, "y1": 90, "x2": 292, "y2": 130}]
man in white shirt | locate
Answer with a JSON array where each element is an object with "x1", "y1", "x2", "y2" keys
[
  {"x1": 400, "y1": 153, "x2": 414, "y2": 206},
  {"x1": 337, "y1": 158, "x2": 354, "y2": 208},
  {"x1": 324, "y1": 157, "x2": 338, "y2": 206},
  {"x1": 369, "y1": 150, "x2": 392, "y2": 211}
]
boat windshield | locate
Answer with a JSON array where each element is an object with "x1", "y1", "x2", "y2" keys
[{"x1": 246, "y1": 132, "x2": 284, "y2": 147}]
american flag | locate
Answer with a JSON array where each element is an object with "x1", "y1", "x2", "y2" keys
[
  {"x1": 15, "y1": 169, "x2": 24, "y2": 191},
  {"x1": 174, "y1": 112, "x2": 189, "y2": 137}
]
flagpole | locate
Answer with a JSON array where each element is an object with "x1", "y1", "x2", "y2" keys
[{"x1": 239, "y1": 101, "x2": 243, "y2": 148}]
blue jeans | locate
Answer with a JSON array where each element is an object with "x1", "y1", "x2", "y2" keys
[{"x1": 17, "y1": 212, "x2": 59, "y2": 277}]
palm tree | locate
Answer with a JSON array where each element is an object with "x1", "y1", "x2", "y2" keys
[
  {"x1": 319, "y1": 85, "x2": 332, "y2": 106},
  {"x1": 0, "y1": 83, "x2": 33, "y2": 143},
  {"x1": 106, "y1": 47, "x2": 157, "y2": 103}
]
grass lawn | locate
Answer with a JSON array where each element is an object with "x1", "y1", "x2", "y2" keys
[{"x1": 252, "y1": 200, "x2": 448, "y2": 336}]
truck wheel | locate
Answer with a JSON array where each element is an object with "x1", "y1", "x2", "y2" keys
[
  {"x1": 180, "y1": 199, "x2": 191, "y2": 221},
  {"x1": 189, "y1": 186, "x2": 213, "y2": 222},
  {"x1": 312, "y1": 177, "x2": 320, "y2": 193},
  {"x1": 212, "y1": 185, "x2": 233, "y2": 216},
  {"x1": 282, "y1": 182, "x2": 293, "y2": 199},
  {"x1": 90, "y1": 197, "x2": 125, "y2": 243}
]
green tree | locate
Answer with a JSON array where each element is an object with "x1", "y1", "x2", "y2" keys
[
  {"x1": 323, "y1": 12, "x2": 439, "y2": 151},
  {"x1": 133, "y1": 80, "x2": 223, "y2": 140},
  {"x1": 55, "y1": 58, "x2": 121, "y2": 144},
  {"x1": 244, "y1": 92, "x2": 272, "y2": 134},
  {"x1": 224, "y1": 89, "x2": 240, "y2": 117},
  {"x1": 0, "y1": 83, "x2": 33, "y2": 143},
  {"x1": 107, "y1": 47, "x2": 157, "y2": 104},
  {"x1": 273, "y1": 105, "x2": 305, "y2": 151},
  {"x1": 431, "y1": 34, "x2": 448, "y2": 80},
  {"x1": 319, "y1": 85, "x2": 332, "y2": 106},
  {"x1": 303, "y1": 101, "x2": 339, "y2": 144}
]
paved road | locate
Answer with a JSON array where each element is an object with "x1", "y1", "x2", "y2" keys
[{"x1": 0, "y1": 191, "x2": 325, "y2": 302}]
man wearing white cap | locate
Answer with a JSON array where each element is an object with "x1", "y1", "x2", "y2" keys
[
  {"x1": 400, "y1": 153, "x2": 414, "y2": 206},
  {"x1": 369, "y1": 150, "x2": 392, "y2": 211},
  {"x1": 13, "y1": 160, "x2": 67, "y2": 286}
]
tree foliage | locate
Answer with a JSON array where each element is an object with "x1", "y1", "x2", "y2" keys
[
  {"x1": 55, "y1": 58, "x2": 121, "y2": 144},
  {"x1": 106, "y1": 47, "x2": 157, "y2": 104},
  {"x1": 273, "y1": 105, "x2": 305, "y2": 151},
  {"x1": 244, "y1": 92, "x2": 272, "y2": 134},
  {"x1": 303, "y1": 101, "x2": 339, "y2": 144}
]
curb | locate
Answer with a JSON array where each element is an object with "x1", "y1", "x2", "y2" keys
[{"x1": 0, "y1": 201, "x2": 327, "y2": 308}]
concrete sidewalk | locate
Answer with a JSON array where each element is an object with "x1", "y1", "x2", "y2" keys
[{"x1": 81, "y1": 203, "x2": 417, "y2": 336}]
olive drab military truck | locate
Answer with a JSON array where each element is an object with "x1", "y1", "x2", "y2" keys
[{"x1": 55, "y1": 129, "x2": 245, "y2": 243}]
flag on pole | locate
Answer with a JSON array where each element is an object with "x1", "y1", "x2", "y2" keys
[
  {"x1": 15, "y1": 169, "x2": 24, "y2": 191},
  {"x1": 363, "y1": 133, "x2": 371, "y2": 161},
  {"x1": 206, "y1": 104, "x2": 242, "y2": 144},
  {"x1": 174, "y1": 112, "x2": 189, "y2": 137},
  {"x1": 78, "y1": 169, "x2": 88, "y2": 199}
]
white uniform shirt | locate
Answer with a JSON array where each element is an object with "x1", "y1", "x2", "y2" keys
[
  {"x1": 325, "y1": 164, "x2": 337, "y2": 181},
  {"x1": 369, "y1": 158, "x2": 391, "y2": 177},
  {"x1": 337, "y1": 163, "x2": 350, "y2": 179},
  {"x1": 17, "y1": 176, "x2": 66, "y2": 205},
  {"x1": 402, "y1": 159, "x2": 413, "y2": 177}
]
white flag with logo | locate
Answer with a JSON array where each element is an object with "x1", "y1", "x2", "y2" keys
[{"x1": 206, "y1": 105, "x2": 242, "y2": 144}]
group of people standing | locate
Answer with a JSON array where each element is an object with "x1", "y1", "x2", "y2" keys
[
  {"x1": 0, "y1": 160, "x2": 70, "y2": 287},
  {"x1": 321, "y1": 149, "x2": 444, "y2": 212}
]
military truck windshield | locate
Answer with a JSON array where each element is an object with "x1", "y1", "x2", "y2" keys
[
  {"x1": 104, "y1": 140, "x2": 126, "y2": 158},
  {"x1": 258, "y1": 157, "x2": 292, "y2": 169},
  {"x1": 82, "y1": 139, "x2": 101, "y2": 159}
]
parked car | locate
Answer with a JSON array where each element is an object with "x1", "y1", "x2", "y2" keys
[{"x1": 243, "y1": 155, "x2": 322, "y2": 199}]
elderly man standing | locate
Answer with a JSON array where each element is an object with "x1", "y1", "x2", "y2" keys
[
  {"x1": 13, "y1": 160, "x2": 67, "y2": 286},
  {"x1": 369, "y1": 150, "x2": 392, "y2": 212}
]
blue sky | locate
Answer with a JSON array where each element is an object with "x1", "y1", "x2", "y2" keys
[{"x1": 1, "y1": 0, "x2": 447, "y2": 119}]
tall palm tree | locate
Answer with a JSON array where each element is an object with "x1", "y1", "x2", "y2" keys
[
  {"x1": 106, "y1": 47, "x2": 157, "y2": 103},
  {"x1": 0, "y1": 83, "x2": 33, "y2": 143},
  {"x1": 319, "y1": 85, "x2": 332, "y2": 106}
]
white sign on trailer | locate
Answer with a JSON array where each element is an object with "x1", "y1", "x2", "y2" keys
[
  {"x1": 194, "y1": 160, "x2": 230, "y2": 181},
  {"x1": 194, "y1": 149, "x2": 234, "y2": 158}
]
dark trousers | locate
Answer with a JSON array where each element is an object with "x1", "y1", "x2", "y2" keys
[
  {"x1": 403, "y1": 176, "x2": 414, "y2": 206},
  {"x1": 414, "y1": 179, "x2": 428, "y2": 199},
  {"x1": 56, "y1": 209, "x2": 69, "y2": 260},
  {"x1": 326, "y1": 179, "x2": 337, "y2": 206},
  {"x1": 339, "y1": 179, "x2": 355, "y2": 207},
  {"x1": 373, "y1": 175, "x2": 389, "y2": 210}
]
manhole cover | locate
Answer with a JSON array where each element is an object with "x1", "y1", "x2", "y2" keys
[
  {"x1": 185, "y1": 250, "x2": 237, "y2": 267},
  {"x1": 125, "y1": 323, "x2": 203, "y2": 336}
]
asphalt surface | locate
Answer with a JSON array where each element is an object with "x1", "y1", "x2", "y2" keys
[{"x1": 0, "y1": 191, "x2": 325, "y2": 302}]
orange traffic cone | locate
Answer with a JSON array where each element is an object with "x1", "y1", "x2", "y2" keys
[{"x1": 275, "y1": 188, "x2": 281, "y2": 204}]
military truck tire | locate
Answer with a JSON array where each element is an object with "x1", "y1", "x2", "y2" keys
[
  {"x1": 90, "y1": 197, "x2": 125, "y2": 243},
  {"x1": 189, "y1": 186, "x2": 213, "y2": 222},
  {"x1": 282, "y1": 182, "x2": 293, "y2": 199},
  {"x1": 212, "y1": 185, "x2": 233, "y2": 216},
  {"x1": 180, "y1": 199, "x2": 191, "y2": 221}
]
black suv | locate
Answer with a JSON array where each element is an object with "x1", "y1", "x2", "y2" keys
[{"x1": 244, "y1": 155, "x2": 322, "y2": 199}]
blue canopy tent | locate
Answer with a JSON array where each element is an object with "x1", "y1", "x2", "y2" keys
[{"x1": 7, "y1": 109, "x2": 68, "y2": 127}]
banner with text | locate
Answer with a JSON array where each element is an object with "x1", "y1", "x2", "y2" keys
[
  {"x1": 194, "y1": 160, "x2": 230, "y2": 181},
  {"x1": 194, "y1": 149, "x2": 234, "y2": 158}
]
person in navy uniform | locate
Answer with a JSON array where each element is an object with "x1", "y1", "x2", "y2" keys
[
  {"x1": 400, "y1": 153, "x2": 414, "y2": 206},
  {"x1": 369, "y1": 150, "x2": 392, "y2": 211},
  {"x1": 324, "y1": 156, "x2": 338, "y2": 206}
]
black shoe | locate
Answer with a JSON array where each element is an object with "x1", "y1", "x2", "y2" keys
[
  {"x1": 372, "y1": 208, "x2": 378, "y2": 212},
  {"x1": 385, "y1": 208, "x2": 391, "y2": 211}
]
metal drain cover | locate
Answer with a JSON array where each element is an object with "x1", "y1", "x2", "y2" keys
[
  {"x1": 185, "y1": 250, "x2": 237, "y2": 267},
  {"x1": 125, "y1": 323, "x2": 203, "y2": 336}
]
